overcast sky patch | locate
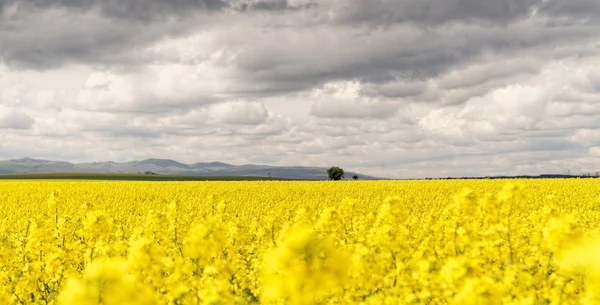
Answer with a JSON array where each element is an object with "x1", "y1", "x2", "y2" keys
[{"x1": 1, "y1": 0, "x2": 600, "y2": 178}]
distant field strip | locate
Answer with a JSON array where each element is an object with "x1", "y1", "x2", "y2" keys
[{"x1": 1, "y1": 179, "x2": 600, "y2": 304}]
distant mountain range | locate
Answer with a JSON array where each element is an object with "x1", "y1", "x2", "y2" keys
[{"x1": 0, "y1": 158, "x2": 382, "y2": 180}]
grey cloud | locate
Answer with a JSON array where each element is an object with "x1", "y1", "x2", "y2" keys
[
  {"x1": 42, "y1": 102, "x2": 279, "y2": 141},
  {"x1": 142, "y1": 102, "x2": 277, "y2": 136},
  {"x1": 13, "y1": 0, "x2": 227, "y2": 19},
  {"x1": 228, "y1": 20, "x2": 599, "y2": 100},
  {"x1": 498, "y1": 137, "x2": 581, "y2": 155},
  {"x1": 0, "y1": 111, "x2": 34, "y2": 129},
  {"x1": 435, "y1": 58, "x2": 540, "y2": 90},
  {"x1": 362, "y1": 137, "x2": 581, "y2": 170},
  {"x1": 362, "y1": 80, "x2": 428, "y2": 98},
  {"x1": 326, "y1": 0, "x2": 600, "y2": 27},
  {"x1": 538, "y1": 0, "x2": 600, "y2": 21},
  {"x1": 310, "y1": 101, "x2": 399, "y2": 119},
  {"x1": 2, "y1": 0, "x2": 308, "y2": 21},
  {"x1": 299, "y1": 123, "x2": 363, "y2": 137},
  {"x1": 436, "y1": 76, "x2": 533, "y2": 106},
  {"x1": 377, "y1": 128, "x2": 426, "y2": 144},
  {"x1": 60, "y1": 111, "x2": 163, "y2": 138},
  {"x1": 235, "y1": 116, "x2": 291, "y2": 135},
  {"x1": 82, "y1": 123, "x2": 163, "y2": 138},
  {"x1": 2, "y1": 0, "x2": 599, "y2": 104},
  {"x1": 208, "y1": 101, "x2": 269, "y2": 125},
  {"x1": 360, "y1": 58, "x2": 541, "y2": 105},
  {"x1": 302, "y1": 115, "x2": 417, "y2": 140},
  {"x1": 0, "y1": 7, "x2": 194, "y2": 69},
  {"x1": 231, "y1": 0, "x2": 316, "y2": 11},
  {"x1": 327, "y1": 0, "x2": 541, "y2": 26}
]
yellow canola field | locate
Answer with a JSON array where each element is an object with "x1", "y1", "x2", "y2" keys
[{"x1": 1, "y1": 179, "x2": 600, "y2": 304}]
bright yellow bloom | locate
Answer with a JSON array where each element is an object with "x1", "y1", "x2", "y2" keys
[{"x1": 0, "y1": 179, "x2": 598, "y2": 304}]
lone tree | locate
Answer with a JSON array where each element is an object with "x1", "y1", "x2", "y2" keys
[
  {"x1": 352, "y1": 175, "x2": 359, "y2": 180},
  {"x1": 327, "y1": 166, "x2": 345, "y2": 181}
]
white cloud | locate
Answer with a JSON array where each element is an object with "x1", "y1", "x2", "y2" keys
[
  {"x1": 570, "y1": 129, "x2": 600, "y2": 145},
  {"x1": 208, "y1": 101, "x2": 269, "y2": 125},
  {"x1": 588, "y1": 146, "x2": 600, "y2": 157},
  {"x1": 237, "y1": 115, "x2": 291, "y2": 135},
  {"x1": 419, "y1": 108, "x2": 467, "y2": 140},
  {"x1": 75, "y1": 67, "x2": 223, "y2": 113},
  {"x1": 310, "y1": 81, "x2": 400, "y2": 119}
]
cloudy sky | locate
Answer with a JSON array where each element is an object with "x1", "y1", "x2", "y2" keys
[{"x1": 1, "y1": 0, "x2": 600, "y2": 178}]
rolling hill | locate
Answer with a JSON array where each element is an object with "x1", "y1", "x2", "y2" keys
[{"x1": 0, "y1": 158, "x2": 382, "y2": 180}]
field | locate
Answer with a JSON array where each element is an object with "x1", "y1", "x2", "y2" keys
[{"x1": 1, "y1": 179, "x2": 600, "y2": 304}]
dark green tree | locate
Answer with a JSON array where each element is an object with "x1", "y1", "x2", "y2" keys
[
  {"x1": 352, "y1": 175, "x2": 359, "y2": 180},
  {"x1": 327, "y1": 167, "x2": 345, "y2": 181}
]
